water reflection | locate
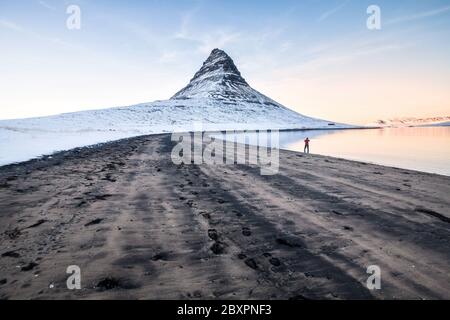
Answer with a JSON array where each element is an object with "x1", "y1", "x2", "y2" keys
[
  {"x1": 220, "y1": 127, "x2": 450, "y2": 176},
  {"x1": 284, "y1": 127, "x2": 450, "y2": 176}
]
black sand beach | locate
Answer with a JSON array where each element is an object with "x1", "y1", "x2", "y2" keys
[{"x1": 0, "y1": 133, "x2": 449, "y2": 300}]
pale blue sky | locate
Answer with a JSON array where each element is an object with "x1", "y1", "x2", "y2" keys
[{"x1": 1, "y1": 0, "x2": 450, "y2": 124}]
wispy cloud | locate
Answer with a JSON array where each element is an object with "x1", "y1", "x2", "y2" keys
[
  {"x1": 158, "y1": 51, "x2": 178, "y2": 63},
  {"x1": 174, "y1": 7, "x2": 200, "y2": 40},
  {"x1": 318, "y1": 0, "x2": 350, "y2": 22},
  {"x1": 386, "y1": 5, "x2": 450, "y2": 25},
  {"x1": 266, "y1": 30, "x2": 413, "y2": 82},
  {"x1": 123, "y1": 21, "x2": 161, "y2": 45},
  {"x1": 197, "y1": 30, "x2": 241, "y2": 54},
  {"x1": 0, "y1": 18, "x2": 82, "y2": 50},
  {"x1": 0, "y1": 19, "x2": 24, "y2": 32},
  {"x1": 37, "y1": 0, "x2": 56, "y2": 11},
  {"x1": 173, "y1": 6, "x2": 241, "y2": 54}
]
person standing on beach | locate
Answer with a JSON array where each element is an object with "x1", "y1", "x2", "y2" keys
[{"x1": 304, "y1": 137, "x2": 310, "y2": 154}]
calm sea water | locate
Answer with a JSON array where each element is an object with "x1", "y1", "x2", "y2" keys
[
  {"x1": 220, "y1": 127, "x2": 450, "y2": 176},
  {"x1": 279, "y1": 127, "x2": 450, "y2": 176}
]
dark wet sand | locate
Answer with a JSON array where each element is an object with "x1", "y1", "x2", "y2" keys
[{"x1": 0, "y1": 133, "x2": 449, "y2": 300}]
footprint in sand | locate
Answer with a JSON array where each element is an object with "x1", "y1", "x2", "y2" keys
[
  {"x1": 95, "y1": 277, "x2": 121, "y2": 291},
  {"x1": 276, "y1": 237, "x2": 303, "y2": 248},
  {"x1": 151, "y1": 252, "x2": 169, "y2": 261},
  {"x1": 237, "y1": 253, "x2": 247, "y2": 260},
  {"x1": 210, "y1": 242, "x2": 226, "y2": 255},
  {"x1": 242, "y1": 227, "x2": 252, "y2": 237},
  {"x1": 201, "y1": 213, "x2": 211, "y2": 220},
  {"x1": 233, "y1": 210, "x2": 243, "y2": 217},
  {"x1": 93, "y1": 194, "x2": 112, "y2": 201},
  {"x1": 103, "y1": 174, "x2": 116, "y2": 182},
  {"x1": 244, "y1": 258, "x2": 258, "y2": 270},
  {"x1": 262, "y1": 253, "x2": 281, "y2": 267},
  {"x1": 208, "y1": 229, "x2": 219, "y2": 241},
  {"x1": 84, "y1": 218, "x2": 103, "y2": 227},
  {"x1": 5, "y1": 228, "x2": 21, "y2": 239},
  {"x1": 21, "y1": 262, "x2": 38, "y2": 272},
  {"x1": 186, "y1": 200, "x2": 194, "y2": 207},
  {"x1": 0, "y1": 182, "x2": 10, "y2": 189},
  {"x1": 2, "y1": 251, "x2": 20, "y2": 258},
  {"x1": 269, "y1": 257, "x2": 281, "y2": 267}
]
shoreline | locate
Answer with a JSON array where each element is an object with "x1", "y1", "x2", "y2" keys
[
  {"x1": 0, "y1": 126, "x2": 373, "y2": 169},
  {"x1": 1, "y1": 133, "x2": 449, "y2": 299},
  {"x1": 3, "y1": 126, "x2": 448, "y2": 179}
]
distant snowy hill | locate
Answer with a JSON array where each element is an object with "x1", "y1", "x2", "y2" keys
[
  {"x1": 369, "y1": 116, "x2": 450, "y2": 128},
  {"x1": 0, "y1": 49, "x2": 350, "y2": 166},
  {"x1": 429, "y1": 121, "x2": 450, "y2": 127}
]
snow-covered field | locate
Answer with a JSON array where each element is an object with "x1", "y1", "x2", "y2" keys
[
  {"x1": 0, "y1": 99, "x2": 349, "y2": 166},
  {"x1": 0, "y1": 49, "x2": 351, "y2": 166}
]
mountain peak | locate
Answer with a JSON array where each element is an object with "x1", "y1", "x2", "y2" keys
[
  {"x1": 209, "y1": 48, "x2": 232, "y2": 60},
  {"x1": 191, "y1": 48, "x2": 244, "y2": 83},
  {"x1": 171, "y1": 48, "x2": 251, "y2": 100}
]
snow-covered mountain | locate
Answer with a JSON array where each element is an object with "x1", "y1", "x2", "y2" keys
[
  {"x1": 0, "y1": 48, "x2": 349, "y2": 166},
  {"x1": 369, "y1": 116, "x2": 450, "y2": 128},
  {"x1": 432, "y1": 121, "x2": 450, "y2": 127}
]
